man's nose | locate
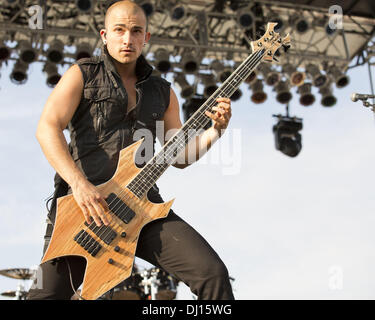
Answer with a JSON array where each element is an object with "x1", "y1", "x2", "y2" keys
[{"x1": 123, "y1": 30, "x2": 133, "y2": 45}]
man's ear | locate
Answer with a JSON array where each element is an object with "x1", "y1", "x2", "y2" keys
[
  {"x1": 144, "y1": 31, "x2": 151, "y2": 45},
  {"x1": 100, "y1": 29, "x2": 107, "y2": 44}
]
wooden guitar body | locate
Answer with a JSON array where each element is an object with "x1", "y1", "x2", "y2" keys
[{"x1": 41, "y1": 139, "x2": 175, "y2": 300}]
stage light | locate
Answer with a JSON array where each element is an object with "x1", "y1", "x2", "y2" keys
[
  {"x1": 326, "y1": 65, "x2": 350, "y2": 88},
  {"x1": 43, "y1": 62, "x2": 61, "y2": 88},
  {"x1": 290, "y1": 14, "x2": 310, "y2": 34},
  {"x1": 18, "y1": 40, "x2": 38, "y2": 64},
  {"x1": 181, "y1": 53, "x2": 199, "y2": 74},
  {"x1": 237, "y1": 6, "x2": 255, "y2": 29},
  {"x1": 319, "y1": 83, "x2": 337, "y2": 107},
  {"x1": 174, "y1": 73, "x2": 194, "y2": 99},
  {"x1": 182, "y1": 97, "x2": 211, "y2": 130},
  {"x1": 170, "y1": 4, "x2": 186, "y2": 21},
  {"x1": 138, "y1": 0, "x2": 155, "y2": 17},
  {"x1": 298, "y1": 83, "x2": 315, "y2": 106},
  {"x1": 305, "y1": 63, "x2": 327, "y2": 88},
  {"x1": 324, "y1": 21, "x2": 336, "y2": 36},
  {"x1": 210, "y1": 60, "x2": 232, "y2": 83},
  {"x1": 47, "y1": 39, "x2": 64, "y2": 64},
  {"x1": 75, "y1": 43, "x2": 92, "y2": 60},
  {"x1": 154, "y1": 48, "x2": 172, "y2": 73},
  {"x1": 274, "y1": 80, "x2": 293, "y2": 104},
  {"x1": 244, "y1": 70, "x2": 257, "y2": 84},
  {"x1": 267, "y1": 14, "x2": 285, "y2": 33},
  {"x1": 9, "y1": 60, "x2": 28, "y2": 85},
  {"x1": 250, "y1": 78, "x2": 267, "y2": 104},
  {"x1": 0, "y1": 42, "x2": 11, "y2": 62},
  {"x1": 272, "y1": 115, "x2": 303, "y2": 158},
  {"x1": 258, "y1": 62, "x2": 280, "y2": 86},
  {"x1": 202, "y1": 74, "x2": 218, "y2": 98},
  {"x1": 282, "y1": 63, "x2": 306, "y2": 87},
  {"x1": 231, "y1": 88, "x2": 242, "y2": 101},
  {"x1": 75, "y1": 0, "x2": 96, "y2": 12}
]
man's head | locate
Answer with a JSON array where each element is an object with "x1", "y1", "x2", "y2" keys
[{"x1": 100, "y1": 0, "x2": 150, "y2": 65}]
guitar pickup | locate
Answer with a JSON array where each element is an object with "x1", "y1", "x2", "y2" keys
[
  {"x1": 106, "y1": 193, "x2": 136, "y2": 224},
  {"x1": 84, "y1": 222, "x2": 117, "y2": 245},
  {"x1": 74, "y1": 230, "x2": 102, "y2": 257}
]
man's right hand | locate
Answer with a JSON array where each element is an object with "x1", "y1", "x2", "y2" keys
[{"x1": 71, "y1": 178, "x2": 111, "y2": 227}]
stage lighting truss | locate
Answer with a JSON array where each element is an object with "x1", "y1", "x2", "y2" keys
[{"x1": 0, "y1": 0, "x2": 373, "y2": 106}]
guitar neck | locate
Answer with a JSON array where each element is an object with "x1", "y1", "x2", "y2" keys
[{"x1": 127, "y1": 49, "x2": 265, "y2": 198}]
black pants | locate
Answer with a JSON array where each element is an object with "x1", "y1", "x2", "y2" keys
[{"x1": 27, "y1": 189, "x2": 234, "y2": 300}]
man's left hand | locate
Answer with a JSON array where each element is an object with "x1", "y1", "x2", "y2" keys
[{"x1": 205, "y1": 97, "x2": 232, "y2": 134}]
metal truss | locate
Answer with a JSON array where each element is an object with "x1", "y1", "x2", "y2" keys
[{"x1": 0, "y1": 0, "x2": 375, "y2": 98}]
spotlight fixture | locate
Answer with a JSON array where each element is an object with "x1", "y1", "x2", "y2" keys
[
  {"x1": 258, "y1": 63, "x2": 281, "y2": 86},
  {"x1": 319, "y1": 83, "x2": 337, "y2": 107},
  {"x1": 244, "y1": 70, "x2": 257, "y2": 84},
  {"x1": 202, "y1": 74, "x2": 218, "y2": 98},
  {"x1": 272, "y1": 115, "x2": 303, "y2": 158},
  {"x1": 305, "y1": 63, "x2": 327, "y2": 88},
  {"x1": 174, "y1": 73, "x2": 194, "y2": 99},
  {"x1": 231, "y1": 88, "x2": 243, "y2": 101},
  {"x1": 138, "y1": 0, "x2": 155, "y2": 17},
  {"x1": 154, "y1": 48, "x2": 172, "y2": 73},
  {"x1": 43, "y1": 62, "x2": 61, "y2": 88},
  {"x1": 267, "y1": 14, "x2": 285, "y2": 33},
  {"x1": 250, "y1": 78, "x2": 267, "y2": 104},
  {"x1": 10, "y1": 60, "x2": 28, "y2": 85},
  {"x1": 210, "y1": 60, "x2": 232, "y2": 83},
  {"x1": 298, "y1": 83, "x2": 315, "y2": 106},
  {"x1": 0, "y1": 42, "x2": 11, "y2": 62},
  {"x1": 75, "y1": 0, "x2": 96, "y2": 13},
  {"x1": 47, "y1": 39, "x2": 64, "y2": 64},
  {"x1": 170, "y1": 4, "x2": 187, "y2": 21},
  {"x1": 290, "y1": 14, "x2": 310, "y2": 34},
  {"x1": 237, "y1": 6, "x2": 255, "y2": 29},
  {"x1": 326, "y1": 65, "x2": 350, "y2": 88},
  {"x1": 182, "y1": 97, "x2": 211, "y2": 130},
  {"x1": 18, "y1": 40, "x2": 38, "y2": 64},
  {"x1": 282, "y1": 63, "x2": 306, "y2": 87},
  {"x1": 75, "y1": 42, "x2": 92, "y2": 60},
  {"x1": 180, "y1": 53, "x2": 199, "y2": 74},
  {"x1": 324, "y1": 21, "x2": 337, "y2": 36},
  {"x1": 274, "y1": 80, "x2": 293, "y2": 104}
]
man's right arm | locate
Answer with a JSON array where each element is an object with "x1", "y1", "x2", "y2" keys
[{"x1": 36, "y1": 64, "x2": 109, "y2": 226}]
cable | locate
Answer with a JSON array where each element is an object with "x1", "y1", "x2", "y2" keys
[{"x1": 65, "y1": 258, "x2": 86, "y2": 301}]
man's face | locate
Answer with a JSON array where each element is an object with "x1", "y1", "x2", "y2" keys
[{"x1": 101, "y1": 6, "x2": 150, "y2": 66}]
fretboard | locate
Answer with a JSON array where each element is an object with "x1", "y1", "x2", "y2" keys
[{"x1": 127, "y1": 49, "x2": 265, "y2": 198}]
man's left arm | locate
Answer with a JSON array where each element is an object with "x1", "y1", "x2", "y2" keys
[{"x1": 159, "y1": 88, "x2": 232, "y2": 169}]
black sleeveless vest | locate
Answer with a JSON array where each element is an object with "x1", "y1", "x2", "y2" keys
[{"x1": 48, "y1": 48, "x2": 171, "y2": 222}]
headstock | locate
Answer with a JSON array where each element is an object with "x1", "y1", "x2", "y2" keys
[{"x1": 251, "y1": 22, "x2": 291, "y2": 62}]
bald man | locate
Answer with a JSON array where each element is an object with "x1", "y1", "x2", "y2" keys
[{"x1": 27, "y1": 0, "x2": 234, "y2": 300}]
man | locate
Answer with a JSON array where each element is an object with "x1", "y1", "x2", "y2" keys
[{"x1": 27, "y1": 0, "x2": 234, "y2": 300}]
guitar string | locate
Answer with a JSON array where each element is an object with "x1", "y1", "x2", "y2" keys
[
  {"x1": 77, "y1": 48, "x2": 267, "y2": 249},
  {"x1": 77, "y1": 47, "x2": 268, "y2": 249}
]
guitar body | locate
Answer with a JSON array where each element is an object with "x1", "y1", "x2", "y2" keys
[{"x1": 41, "y1": 139, "x2": 175, "y2": 300}]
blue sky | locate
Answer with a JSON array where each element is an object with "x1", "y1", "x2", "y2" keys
[{"x1": 0, "y1": 56, "x2": 374, "y2": 300}]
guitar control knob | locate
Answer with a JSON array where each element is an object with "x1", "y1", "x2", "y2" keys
[
  {"x1": 114, "y1": 246, "x2": 120, "y2": 252},
  {"x1": 108, "y1": 258, "x2": 114, "y2": 264},
  {"x1": 121, "y1": 232, "x2": 127, "y2": 238}
]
